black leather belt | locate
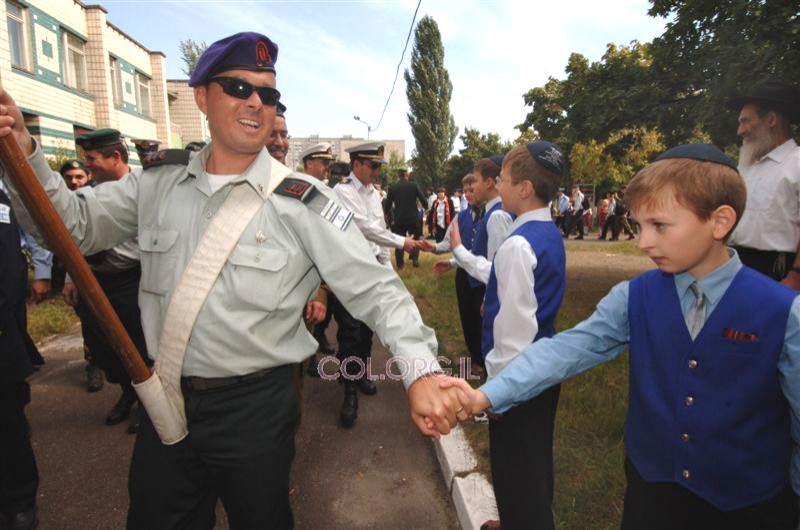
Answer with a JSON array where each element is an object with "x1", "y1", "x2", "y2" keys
[{"x1": 181, "y1": 367, "x2": 276, "y2": 391}]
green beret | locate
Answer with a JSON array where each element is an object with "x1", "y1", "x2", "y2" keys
[
  {"x1": 75, "y1": 128, "x2": 123, "y2": 151},
  {"x1": 58, "y1": 159, "x2": 86, "y2": 176}
]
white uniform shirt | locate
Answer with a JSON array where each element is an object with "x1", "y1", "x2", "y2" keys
[
  {"x1": 485, "y1": 207, "x2": 552, "y2": 378},
  {"x1": 334, "y1": 172, "x2": 403, "y2": 266},
  {"x1": 729, "y1": 139, "x2": 800, "y2": 253}
]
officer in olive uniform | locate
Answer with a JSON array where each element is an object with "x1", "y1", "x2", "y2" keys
[
  {"x1": 0, "y1": 187, "x2": 40, "y2": 530},
  {"x1": 56, "y1": 160, "x2": 105, "y2": 392},
  {"x1": 65, "y1": 129, "x2": 150, "y2": 433},
  {"x1": 0, "y1": 32, "x2": 462, "y2": 528}
]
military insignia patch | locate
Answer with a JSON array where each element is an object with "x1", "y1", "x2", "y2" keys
[
  {"x1": 256, "y1": 41, "x2": 271, "y2": 66},
  {"x1": 142, "y1": 149, "x2": 191, "y2": 169},
  {"x1": 274, "y1": 177, "x2": 353, "y2": 231},
  {"x1": 275, "y1": 178, "x2": 313, "y2": 201}
]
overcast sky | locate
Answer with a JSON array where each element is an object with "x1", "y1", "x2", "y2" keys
[{"x1": 103, "y1": 0, "x2": 670, "y2": 158}]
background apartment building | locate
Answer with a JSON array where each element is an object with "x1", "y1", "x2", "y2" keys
[
  {"x1": 0, "y1": 0, "x2": 207, "y2": 166},
  {"x1": 0, "y1": 1, "x2": 400, "y2": 170}
]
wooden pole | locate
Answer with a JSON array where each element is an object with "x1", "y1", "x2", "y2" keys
[{"x1": 0, "y1": 135, "x2": 151, "y2": 383}]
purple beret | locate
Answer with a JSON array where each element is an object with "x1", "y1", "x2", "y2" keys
[
  {"x1": 526, "y1": 141, "x2": 566, "y2": 176},
  {"x1": 189, "y1": 32, "x2": 279, "y2": 87}
]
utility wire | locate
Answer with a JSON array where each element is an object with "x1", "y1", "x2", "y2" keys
[{"x1": 371, "y1": 0, "x2": 422, "y2": 133}]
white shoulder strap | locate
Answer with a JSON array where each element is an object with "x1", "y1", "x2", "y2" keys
[{"x1": 135, "y1": 162, "x2": 291, "y2": 444}]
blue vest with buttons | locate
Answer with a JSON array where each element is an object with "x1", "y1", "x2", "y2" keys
[
  {"x1": 482, "y1": 220, "x2": 565, "y2": 358},
  {"x1": 627, "y1": 267, "x2": 796, "y2": 510},
  {"x1": 456, "y1": 207, "x2": 477, "y2": 252}
]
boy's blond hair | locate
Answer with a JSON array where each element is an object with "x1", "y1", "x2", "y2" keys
[
  {"x1": 625, "y1": 158, "x2": 746, "y2": 239},
  {"x1": 503, "y1": 145, "x2": 562, "y2": 203},
  {"x1": 474, "y1": 158, "x2": 501, "y2": 182},
  {"x1": 462, "y1": 173, "x2": 476, "y2": 185}
]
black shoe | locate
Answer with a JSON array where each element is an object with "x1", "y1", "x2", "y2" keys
[
  {"x1": 412, "y1": 259, "x2": 419, "y2": 268},
  {"x1": 340, "y1": 383, "x2": 358, "y2": 428},
  {"x1": 313, "y1": 330, "x2": 335, "y2": 355},
  {"x1": 126, "y1": 403, "x2": 140, "y2": 435},
  {"x1": 105, "y1": 389, "x2": 136, "y2": 426},
  {"x1": 355, "y1": 376, "x2": 377, "y2": 396},
  {"x1": 10, "y1": 506, "x2": 37, "y2": 530},
  {"x1": 306, "y1": 355, "x2": 321, "y2": 378},
  {"x1": 86, "y1": 363, "x2": 104, "y2": 393}
]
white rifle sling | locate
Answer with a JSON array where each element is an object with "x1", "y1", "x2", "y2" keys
[{"x1": 134, "y1": 162, "x2": 290, "y2": 445}]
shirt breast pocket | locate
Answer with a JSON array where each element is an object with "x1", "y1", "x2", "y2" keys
[
  {"x1": 139, "y1": 228, "x2": 180, "y2": 295},
  {"x1": 227, "y1": 244, "x2": 289, "y2": 311}
]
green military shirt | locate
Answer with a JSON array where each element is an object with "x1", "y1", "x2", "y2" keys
[{"x1": 11, "y1": 144, "x2": 440, "y2": 384}]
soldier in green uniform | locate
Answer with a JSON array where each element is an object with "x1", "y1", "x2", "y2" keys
[{"x1": 0, "y1": 32, "x2": 465, "y2": 528}]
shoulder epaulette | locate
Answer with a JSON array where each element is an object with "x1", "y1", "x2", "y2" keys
[
  {"x1": 142, "y1": 149, "x2": 191, "y2": 169},
  {"x1": 274, "y1": 177, "x2": 317, "y2": 203},
  {"x1": 274, "y1": 177, "x2": 353, "y2": 230}
]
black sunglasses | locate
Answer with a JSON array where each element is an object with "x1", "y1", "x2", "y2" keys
[
  {"x1": 208, "y1": 76, "x2": 281, "y2": 106},
  {"x1": 365, "y1": 160, "x2": 382, "y2": 170}
]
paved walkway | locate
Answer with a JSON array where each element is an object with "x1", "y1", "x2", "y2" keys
[{"x1": 26, "y1": 326, "x2": 458, "y2": 529}]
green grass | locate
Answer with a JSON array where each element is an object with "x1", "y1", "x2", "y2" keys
[
  {"x1": 400, "y1": 243, "x2": 648, "y2": 530},
  {"x1": 565, "y1": 237, "x2": 645, "y2": 256},
  {"x1": 26, "y1": 296, "x2": 79, "y2": 343}
]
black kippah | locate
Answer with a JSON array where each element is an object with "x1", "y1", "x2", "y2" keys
[{"x1": 655, "y1": 144, "x2": 738, "y2": 171}]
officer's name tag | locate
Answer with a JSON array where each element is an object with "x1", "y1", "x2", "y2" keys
[
  {"x1": 320, "y1": 199, "x2": 353, "y2": 231},
  {"x1": 0, "y1": 203, "x2": 10, "y2": 224}
]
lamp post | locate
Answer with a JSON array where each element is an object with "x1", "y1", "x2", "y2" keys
[{"x1": 353, "y1": 115, "x2": 372, "y2": 140}]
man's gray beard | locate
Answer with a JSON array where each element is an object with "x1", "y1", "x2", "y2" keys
[{"x1": 740, "y1": 129, "x2": 778, "y2": 167}]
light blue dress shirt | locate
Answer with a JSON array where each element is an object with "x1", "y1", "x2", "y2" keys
[{"x1": 481, "y1": 249, "x2": 800, "y2": 494}]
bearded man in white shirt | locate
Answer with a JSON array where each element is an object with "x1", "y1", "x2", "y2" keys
[{"x1": 726, "y1": 79, "x2": 800, "y2": 289}]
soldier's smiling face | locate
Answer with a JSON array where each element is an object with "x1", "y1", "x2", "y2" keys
[{"x1": 195, "y1": 68, "x2": 277, "y2": 160}]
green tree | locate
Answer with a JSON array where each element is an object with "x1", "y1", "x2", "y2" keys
[
  {"x1": 405, "y1": 16, "x2": 458, "y2": 190},
  {"x1": 443, "y1": 127, "x2": 513, "y2": 190},
  {"x1": 179, "y1": 39, "x2": 208, "y2": 77},
  {"x1": 648, "y1": 0, "x2": 800, "y2": 146},
  {"x1": 570, "y1": 127, "x2": 664, "y2": 196},
  {"x1": 46, "y1": 140, "x2": 78, "y2": 172}
]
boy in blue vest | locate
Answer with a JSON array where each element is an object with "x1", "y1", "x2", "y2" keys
[
  {"x1": 448, "y1": 141, "x2": 568, "y2": 529},
  {"x1": 421, "y1": 174, "x2": 488, "y2": 375},
  {"x1": 443, "y1": 144, "x2": 800, "y2": 530},
  {"x1": 445, "y1": 156, "x2": 514, "y2": 284}
]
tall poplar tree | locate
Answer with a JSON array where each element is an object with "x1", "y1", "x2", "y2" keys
[{"x1": 404, "y1": 16, "x2": 457, "y2": 189}]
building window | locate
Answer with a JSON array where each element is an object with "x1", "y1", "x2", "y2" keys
[
  {"x1": 109, "y1": 56, "x2": 122, "y2": 106},
  {"x1": 137, "y1": 73, "x2": 151, "y2": 116},
  {"x1": 62, "y1": 31, "x2": 87, "y2": 92},
  {"x1": 6, "y1": 1, "x2": 30, "y2": 70}
]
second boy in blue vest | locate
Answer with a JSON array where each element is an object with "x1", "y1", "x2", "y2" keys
[
  {"x1": 445, "y1": 144, "x2": 800, "y2": 530},
  {"x1": 449, "y1": 141, "x2": 568, "y2": 529}
]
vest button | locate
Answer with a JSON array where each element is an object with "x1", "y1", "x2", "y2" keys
[
  {"x1": 206, "y1": 212, "x2": 213, "y2": 219},
  {"x1": 681, "y1": 433, "x2": 690, "y2": 442},
  {"x1": 688, "y1": 359, "x2": 698, "y2": 369},
  {"x1": 685, "y1": 396, "x2": 694, "y2": 406},
  {"x1": 682, "y1": 469, "x2": 691, "y2": 479}
]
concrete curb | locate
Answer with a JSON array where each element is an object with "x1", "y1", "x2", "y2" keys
[{"x1": 433, "y1": 425, "x2": 498, "y2": 530}]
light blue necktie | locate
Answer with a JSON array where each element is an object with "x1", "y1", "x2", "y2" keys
[{"x1": 687, "y1": 282, "x2": 706, "y2": 340}]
